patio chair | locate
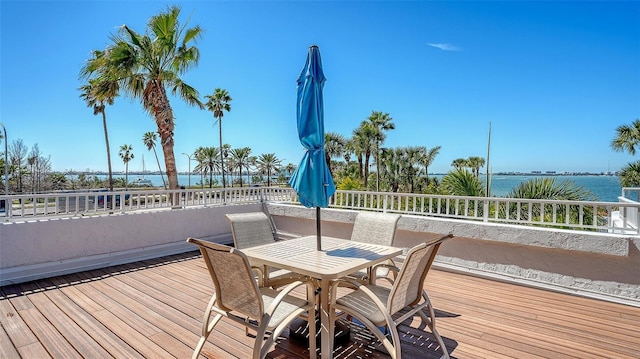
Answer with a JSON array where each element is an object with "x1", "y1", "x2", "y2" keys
[
  {"x1": 348, "y1": 211, "x2": 401, "y2": 283},
  {"x1": 226, "y1": 212, "x2": 307, "y2": 288},
  {"x1": 186, "y1": 238, "x2": 317, "y2": 359},
  {"x1": 328, "y1": 234, "x2": 453, "y2": 359}
]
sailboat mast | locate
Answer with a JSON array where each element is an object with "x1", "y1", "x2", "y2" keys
[{"x1": 486, "y1": 122, "x2": 492, "y2": 197}]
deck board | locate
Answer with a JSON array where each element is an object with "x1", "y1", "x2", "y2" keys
[{"x1": 1, "y1": 251, "x2": 639, "y2": 359}]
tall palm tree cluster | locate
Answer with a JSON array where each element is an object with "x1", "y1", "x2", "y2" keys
[
  {"x1": 324, "y1": 111, "x2": 444, "y2": 194},
  {"x1": 186, "y1": 146, "x2": 282, "y2": 188},
  {"x1": 451, "y1": 156, "x2": 486, "y2": 177}
]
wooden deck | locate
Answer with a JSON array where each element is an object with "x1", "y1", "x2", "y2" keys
[{"x1": 1, "y1": 251, "x2": 639, "y2": 359}]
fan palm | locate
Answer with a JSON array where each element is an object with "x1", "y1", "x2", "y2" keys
[
  {"x1": 80, "y1": 6, "x2": 203, "y2": 190},
  {"x1": 352, "y1": 121, "x2": 377, "y2": 187},
  {"x1": 467, "y1": 156, "x2": 486, "y2": 177},
  {"x1": 325, "y1": 132, "x2": 346, "y2": 177},
  {"x1": 422, "y1": 146, "x2": 441, "y2": 184},
  {"x1": 619, "y1": 161, "x2": 640, "y2": 186},
  {"x1": 441, "y1": 169, "x2": 485, "y2": 197},
  {"x1": 451, "y1": 158, "x2": 468, "y2": 171},
  {"x1": 256, "y1": 153, "x2": 281, "y2": 187},
  {"x1": 119, "y1": 144, "x2": 134, "y2": 189},
  {"x1": 612, "y1": 119, "x2": 640, "y2": 186},
  {"x1": 193, "y1": 146, "x2": 219, "y2": 188},
  {"x1": 611, "y1": 119, "x2": 640, "y2": 155},
  {"x1": 367, "y1": 111, "x2": 395, "y2": 192},
  {"x1": 79, "y1": 79, "x2": 118, "y2": 191},
  {"x1": 230, "y1": 147, "x2": 251, "y2": 187},
  {"x1": 507, "y1": 177, "x2": 597, "y2": 226},
  {"x1": 142, "y1": 131, "x2": 166, "y2": 189},
  {"x1": 204, "y1": 88, "x2": 232, "y2": 188}
]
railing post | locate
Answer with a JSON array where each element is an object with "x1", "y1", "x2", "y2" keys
[
  {"x1": 383, "y1": 193, "x2": 388, "y2": 212},
  {"x1": 483, "y1": 199, "x2": 489, "y2": 223}
]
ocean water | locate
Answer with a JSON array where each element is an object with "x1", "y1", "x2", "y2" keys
[
  {"x1": 483, "y1": 175, "x2": 621, "y2": 202},
  {"x1": 104, "y1": 174, "x2": 623, "y2": 202}
]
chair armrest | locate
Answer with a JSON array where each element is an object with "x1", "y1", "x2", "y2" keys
[
  {"x1": 328, "y1": 278, "x2": 363, "y2": 303},
  {"x1": 264, "y1": 279, "x2": 316, "y2": 315},
  {"x1": 371, "y1": 263, "x2": 400, "y2": 275},
  {"x1": 251, "y1": 265, "x2": 265, "y2": 287}
]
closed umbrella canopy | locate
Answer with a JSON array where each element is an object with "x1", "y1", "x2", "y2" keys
[{"x1": 289, "y1": 45, "x2": 336, "y2": 250}]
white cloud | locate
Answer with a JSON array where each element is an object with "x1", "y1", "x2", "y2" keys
[{"x1": 428, "y1": 43, "x2": 463, "y2": 51}]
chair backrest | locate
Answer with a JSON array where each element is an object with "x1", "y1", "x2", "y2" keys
[
  {"x1": 225, "y1": 212, "x2": 275, "y2": 249},
  {"x1": 350, "y1": 211, "x2": 401, "y2": 246},
  {"x1": 387, "y1": 234, "x2": 452, "y2": 315},
  {"x1": 187, "y1": 237, "x2": 264, "y2": 320}
]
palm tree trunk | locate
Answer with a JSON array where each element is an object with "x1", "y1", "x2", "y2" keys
[
  {"x1": 364, "y1": 151, "x2": 371, "y2": 188},
  {"x1": 150, "y1": 80, "x2": 179, "y2": 190},
  {"x1": 218, "y1": 116, "x2": 225, "y2": 188},
  {"x1": 101, "y1": 111, "x2": 114, "y2": 191},
  {"x1": 375, "y1": 143, "x2": 380, "y2": 192}
]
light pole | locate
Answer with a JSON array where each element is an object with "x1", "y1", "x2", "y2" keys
[
  {"x1": 182, "y1": 152, "x2": 193, "y2": 188},
  {"x1": 0, "y1": 122, "x2": 8, "y2": 196}
]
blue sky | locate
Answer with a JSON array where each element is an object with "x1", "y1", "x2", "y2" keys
[{"x1": 1, "y1": 1, "x2": 639, "y2": 174}]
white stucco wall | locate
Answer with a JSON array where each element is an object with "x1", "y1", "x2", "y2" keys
[
  {"x1": 265, "y1": 203, "x2": 639, "y2": 306},
  {"x1": 0, "y1": 204, "x2": 264, "y2": 285},
  {"x1": 1, "y1": 202, "x2": 638, "y2": 307}
]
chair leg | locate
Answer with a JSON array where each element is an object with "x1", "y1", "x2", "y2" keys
[
  {"x1": 308, "y1": 306, "x2": 317, "y2": 359},
  {"x1": 192, "y1": 312, "x2": 223, "y2": 359},
  {"x1": 418, "y1": 291, "x2": 449, "y2": 359}
]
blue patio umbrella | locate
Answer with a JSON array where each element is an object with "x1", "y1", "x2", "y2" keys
[{"x1": 289, "y1": 45, "x2": 336, "y2": 251}]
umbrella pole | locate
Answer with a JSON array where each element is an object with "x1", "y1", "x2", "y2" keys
[{"x1": 316, "y1": 206, "x2": 321, "y2": 251}]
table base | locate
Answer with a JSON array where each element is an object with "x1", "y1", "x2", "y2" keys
[{"x1": 289, "y1": 317, "x2": 351, "y2": 347}]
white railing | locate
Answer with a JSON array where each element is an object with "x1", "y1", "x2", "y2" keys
[
  {"x1": 330, "y1": 190, "x2": 640, "y2": 234},
  {"x1": 0, "y1": 187, "x2": 296, "y2": 219},
  {"x1": 2, "y1": 187, "x2": 639, "y2": 234},
  {"x1": 619, "y1": 187, "x2": 640, "y2": 230}
]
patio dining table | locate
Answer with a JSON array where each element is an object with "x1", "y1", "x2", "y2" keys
[{"x1": 243, "y1": 235, "x2": 403, "y2": 358}]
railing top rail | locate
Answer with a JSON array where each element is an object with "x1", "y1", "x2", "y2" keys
[{"x1": 333, "y1": 189, "x2": 627, "y2": 207}]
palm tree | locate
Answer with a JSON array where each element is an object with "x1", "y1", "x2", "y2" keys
[
  {"x1": 204, "y1": 88, "x2": 232, "y2": 188},
  {"x1": 612, "y1": 119, "x2": 640, "y2": 186},
  {"x1": 285, "y1": 163, "x2": 296, "y2": 177},
  {"x1": 193, "y1": 146, "x2": 207, "y2": 188},
  {"x1": 325, "y1": 132, "x2": 346, "y2": 177},
  {"x1": 441, "y1": 169, "x2": 485, "y2": 197},
  {"x1": 193, "y1": 146, "x2": 219, "y2": 188},
  {"x1": 422, "y1": 146, "x2": 441, "y2": 184},
  {"x1": 507, "y1": 177, "x2": 596, "y2": 226},
  {"x1": 367, "y1": 111, "x2": 395, "y2": 192},
  {"x1": 79, "y1": 79, "x2": 118, "y2": 191},
  {"x1": 378, "y1": 147, "x2": 402, "y2": 192},
  {"x1": 451, "y1": 158, "x2": 468, "y2": 171},
  {"x1": 230, "y1": 147, "x2": 251, "y2": 187},
  {"x1": 611, "y1": 119, "x2": 640, "y2": 155},
  {"x1": 619, "y1": 161, "x2": 640, "y2": 186},
  {"x1": 508, "y1": 177, "x2": 596, "y2": 200},
  {"x1": 256, "y1": 153, "x2": 281, "y2": 187},
  {"x1": 467, "y1": 156, "x2": 486, "y2": 177},
  {"x1": 80, "y1": 6, "x2": 203, "y2": 191},
  {"x1": 352, "y1": 121, "x2": 377, "y2": 188},
  {"x1": 142, "y1": 131, "x2": 167, "y2": 189},
  {"x1": 119, "y1": 144, "x2": 134, "y2": 189},
  {"x1": 403, "y1": 146, "x2": 423, "y2": 193}
]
